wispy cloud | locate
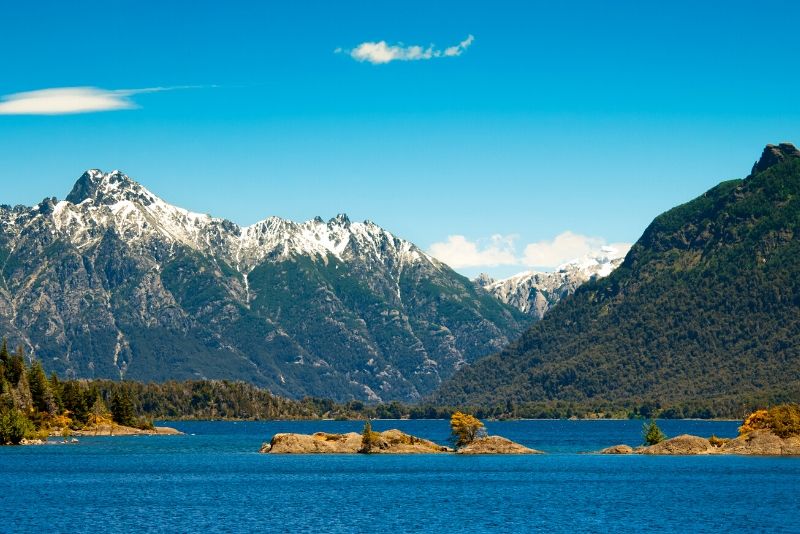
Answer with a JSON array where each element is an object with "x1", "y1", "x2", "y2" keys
[
  {"x1": 0, "y1": 85, "x2": 205, "y2": 115},
  {"x1": 337, "y1": 35, "x2": 474, "y2": 65},
  {"x1": 428, "y1": 231, "x2": 632, "y2": 270}
]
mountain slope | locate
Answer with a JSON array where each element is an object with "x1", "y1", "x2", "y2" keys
[
  {"x1": 0, "y1": 170, "x2": 527, "y2": 402},
  {"x1": 435, "y1": 144, "x2": 800, "y2": 411},
  {"x1": 475, "y1": 247, "x2": 628, "y2": 318}
]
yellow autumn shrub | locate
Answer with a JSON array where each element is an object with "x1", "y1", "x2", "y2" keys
[{"x1": 450, "y1": 411, "x2": 486, "y2": 447}]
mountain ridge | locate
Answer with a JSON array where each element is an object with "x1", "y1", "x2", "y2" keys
[
  {"x1": 475, "y1": 246, "x2": 628, "y2": 318},
  {"x1": 0, "y1": 170, "x2": 527, "y2": 402}
]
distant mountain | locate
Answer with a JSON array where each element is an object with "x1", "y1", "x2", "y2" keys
[
  {"x1": 435, "y1": 144, "x2": 800, "y2": 413},
  {"x1": 475, "y1": 247, "x2": 628, "y2": 318},
  {"x1": 0, "y1": 170, "x2": 526, "y2": 402}
]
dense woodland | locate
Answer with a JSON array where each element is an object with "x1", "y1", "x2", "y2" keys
[{"x1": 3, "y1": 331, "x2": 792, "y2": 445}]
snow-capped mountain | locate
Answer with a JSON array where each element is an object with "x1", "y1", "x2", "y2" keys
[
  {"x1": 0, "y1": 170, "x2": 525, "y2": 402},
  {"x1": 475, "y1": 246, "x2": 630, "y2": 318}
]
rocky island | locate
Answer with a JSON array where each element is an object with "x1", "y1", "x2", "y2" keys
[
  {"x1": 260, "y1": 413, "x2": 541, "y2": 455},
  {"x1": 600, "y1": 405, "x2": 800, "y2": 456},
  {"x1": 261, "y1": 429, "x2": 452, "y2": 454}
]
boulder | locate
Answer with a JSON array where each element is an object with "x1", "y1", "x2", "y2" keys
[
  {"x1": 456, "y1": 436, "x2": 542, "y2": 454},
  {"x1": 639, "y1": 434, "x2": 715, "y2": 455},
  {"x1": 599, "y1": 444, "x2": 634, "y2": 454}
]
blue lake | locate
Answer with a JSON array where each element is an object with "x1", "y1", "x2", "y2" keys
[{"x1": 2, "y1": 419, "x2": 799, "y2": 533}]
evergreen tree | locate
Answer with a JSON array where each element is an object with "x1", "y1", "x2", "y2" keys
[
  {"x1": 7, "y1": 346, "x2": 26, "y2": 386},
  {"x1": 49, "y1": 372, "x2": 64, "y2": 412},
  {"x1": 62, "y1": 381, "x2": 89, "y2": 424},
  {"x1": 643, "y1": 419, "x2": 667, "y2": 445},
  {"x1": 0, "y1": 338, "x2": 8, "y2": 365},
  {"x1": 360, "y1": 419, "x2": 375, "y2": 453},
  {"x1": 28, "y1": 360, "x2": 56, "y2": 415},
  {"x1": 111, "y1": 389, "x2": 137, "y2": 427}
]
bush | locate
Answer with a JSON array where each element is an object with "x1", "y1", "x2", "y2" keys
[
  {"x1": 738, "y1": 404, "x2": 800, "y2": 438},
  {"x1": 0, "y1": 409, "x2": 34, "y2": 445},
  {"x1": 708, "y1": 435, "x2": 729, "y2": 448},
  {"x1": 738, "y1": 409, "x2": 770, "y2": 434},
  {"x1": 642, "y1": 419, "x2": 666, "y2": 445},
  {"x1": 450, "y1": 411, "x2": 486, "y2": 447},
  {"x1": 359, "y1": 420, "x2": 382, "y2": 453},
  {"x1": 766, "y1": 404, "x2": 800, "y2": 438}
]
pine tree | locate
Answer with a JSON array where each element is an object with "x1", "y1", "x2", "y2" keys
[
  {"x1": 6, "y1": 347, "x2": 25, "y2": 386},
  {"x1": 360, "y1": 419, "x2": 375, "y2": 453},
  {"x1": 62, "y1": 381, "x2": 89, "y2": 424},
  {"x1": 643, "y1": 419, "x2": 667, "y2": 445},
  {"x1": 0, "y1": 338, "x2": 9, "y2": 365},
  {"x1": 111, "y1": 389, "x2": 137, "y2": 427},
  {"x1": 28, "y1": 360, "x2": 56, "y2": 415}
]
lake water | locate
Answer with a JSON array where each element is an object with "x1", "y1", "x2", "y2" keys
[{"x1": 2, "y1": 419, "x2": 799, "y2": 533}]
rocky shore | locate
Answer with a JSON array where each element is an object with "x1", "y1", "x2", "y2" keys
[
  {"x1": 599, "y1": 430, "x2": 800, "y2": 456},
  {"x1": 68, "y1": 424, "x2": 182, "y2": 437},
  {"x1": 260, "y1": 430, "x2": 537, "y2": 454}
]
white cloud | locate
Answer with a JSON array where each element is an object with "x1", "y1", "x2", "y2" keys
[
  {"x1": 428, "y1": 234, "x2": 517, "y2": 268},
  {"x1": 0, "y1": 85, "x2": 202, "y2": 115},
  {"x1": 340, "y1": 35, "x2": 474, "y2": 65},
  {"x1": 521, "y1": 231, "x2": 607, "y2": 268},
  {"x1": 429, "y1": 231, "x2": 633, "y2": 271}
]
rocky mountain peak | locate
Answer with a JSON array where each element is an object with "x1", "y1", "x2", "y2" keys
[
  {"x1": 65, "y1": 169, "x2": 157, "y2": 206},
  {"x1": 330, "y1": 213, "x2": 351, "y2": 227},
  {"x1": 473, "y1": 273, "x2": 495, "y2": 288},
  {"x1": 751, "y1": 143, "x2": 800, "y2": 175}
]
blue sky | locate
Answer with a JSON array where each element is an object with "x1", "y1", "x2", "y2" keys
[{"x1": 1, "y1": 1, "x2": 799, "y2": 278}]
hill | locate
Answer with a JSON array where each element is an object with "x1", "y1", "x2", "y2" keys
[{"x1": 434, "y1": 144, "x2": 800, "y2": 416}]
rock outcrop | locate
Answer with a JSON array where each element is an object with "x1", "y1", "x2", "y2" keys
[
  {"x1": 751, "y1": 142, "x2": 800, "y2": 175},
  {"x1": 719, "y1": 430, "x2": 800, "y2": 455},
  {"x1": 638, "y1": 434, "x2": 716, "y2": 455},
  {"x1": 70, "y1": 424, "x2": 182, "y2": 437},
  {"x1": 261, "y1": 429, "x2": 452, "y2": 454},
  {"x1": 455, "y1": 436, "x2": 542, "y2": 455},
  {"x1": 261, "y1": 432, "x2": 363, "y2": 454},
  {"x1": 598, "y1": 444, "x2": 634, "y2": 455},
  {"x1": 366, "y1": 429, "x2": 452, "y2": 454}
]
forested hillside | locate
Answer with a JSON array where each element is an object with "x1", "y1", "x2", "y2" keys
[{"x1": 434, "y1": 144, "x2": 800, "y2": 414}]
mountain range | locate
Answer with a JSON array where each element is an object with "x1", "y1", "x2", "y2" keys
[
  {"x1": 434, "y1": 143, "x2": 800, "y2": 414},
  {"x1": 474, "y1": 247, "x2": 628, "y2": 319},
  {"x1": 0, "y1": 170, "x2": 527, "y2": 402}
]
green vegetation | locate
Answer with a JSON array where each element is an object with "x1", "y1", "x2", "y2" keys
[
  {"x1": 642, "y1": 419, "x2": 666, "y2": 445},
  {"x1": 435, "y1": 153, "x2": 800, "y2": 413}
]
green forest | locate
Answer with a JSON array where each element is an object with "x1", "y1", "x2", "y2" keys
[{"x1": 4, "y1": 331, "x2": 793, "y2": 445}]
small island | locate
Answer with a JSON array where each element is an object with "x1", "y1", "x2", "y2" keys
[
  {"x1": 599, "y1": 405, "x2": 800, "y2": 456},
  {"x1": 260, "y1": 412, "x2": 541, "y2": 455}
]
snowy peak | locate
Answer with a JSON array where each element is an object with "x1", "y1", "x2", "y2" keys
[
  {"x1": 27, "y1": 170, "x2": 433, "y2": 276},
  {"x1": 66, "y1": 169, "x2": 157, "y2": 206},
  {"x1": 479, "y1": 246, "x2": 630, "y2": 318},
  {"x1": 555, "y1": 245, "x2": 630, "y2": 278}
]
